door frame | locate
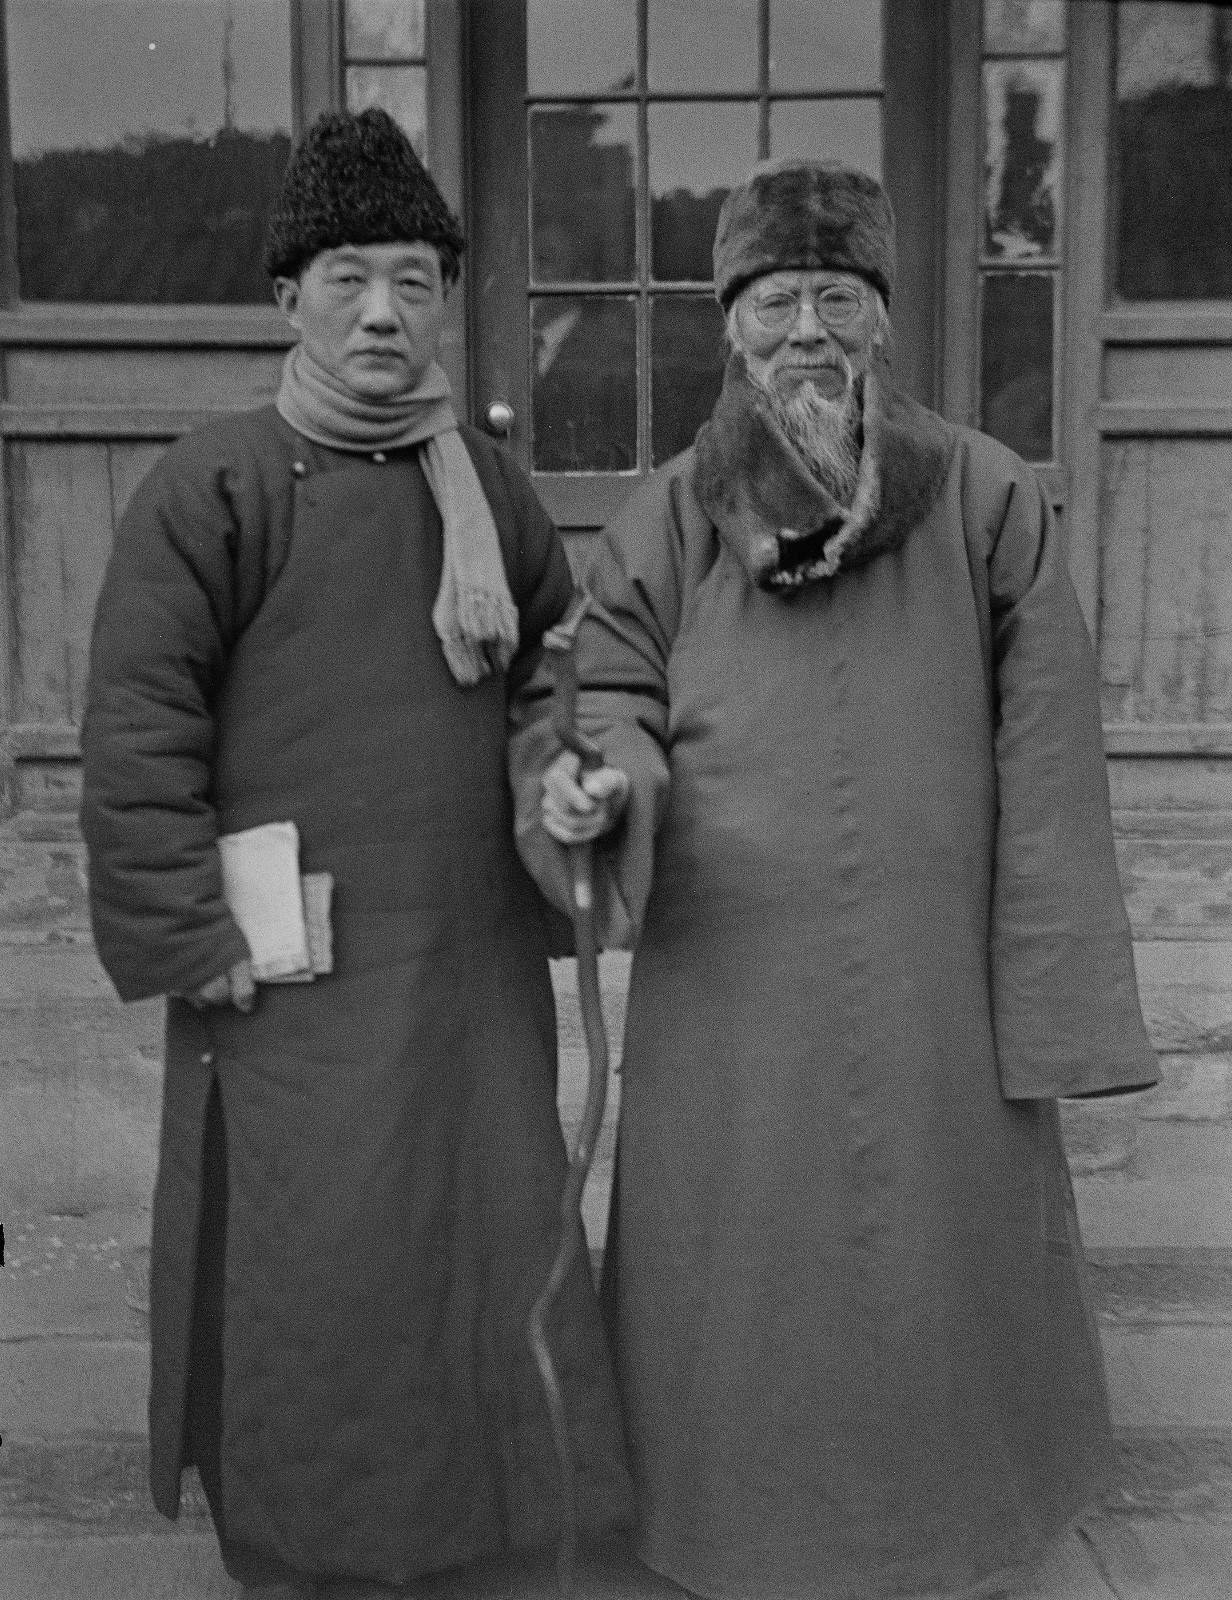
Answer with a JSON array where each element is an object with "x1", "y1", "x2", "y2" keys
[{"x1": 464, "y1": 0, "x2": 951, "y2": 534}]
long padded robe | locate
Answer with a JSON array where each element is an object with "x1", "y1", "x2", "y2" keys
[
  {"x1": 510, "y1": 389, "x2": 1159, "y2": 1600},
  {"x1": 80, "y1": 406, "x2": 634, "y2": 1589}
]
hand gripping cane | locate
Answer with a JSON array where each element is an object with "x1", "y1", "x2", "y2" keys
[{"x1": 527, "y1": 593, "x2": 611, "y2": 1600}]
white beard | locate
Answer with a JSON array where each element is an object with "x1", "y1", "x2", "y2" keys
[{"x1": 769, "y1": 369, "x2": 862, "y2": 507}]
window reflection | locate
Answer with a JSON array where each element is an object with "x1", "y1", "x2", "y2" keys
[
  {"x1": 647, "y1": 0, "x2": 758, "y2": 92},
  {"x1": 532, "y1": 298, "x2": 638, "y2": 471},
  {"x1": 530, "y1": 106, "x2": 637, "y2": 284},
  {"x1": 649, "y1": 101, "x2": 758, "y2": 281},
  {"x1": 1116, "y1": 2, "x2": 1232, "y2": 299},
  {"x1": 528, "y1": 0, "x2": 637, "y2": 95},
  {"x1": 771, "y1": 99, "x2": 882, "y2": 179},
  {"x1": 984, "y1": 60, "x2": 1063, "y2": 260},
  {"x1": 983, "y1": 0, "x2": 1065, "y2": 56},
  {"x1": 980, "y1": 273, "x2": 1053, "y2": 463},
  {"x1": 652, "y1": 297, "x2": 727, "y2": 466},
  {"x1": 770, "y1": 0, "x2": 882, "y2": 91},
  {"x1": 344, "y1": 0, "x2": 424, "y2": 59},
  {"x1": 346, "y1": 67, "x2": 427, "y2": 160},
  {"x1": 6, "y1": 0, "x2": 293, "y2": 303}
]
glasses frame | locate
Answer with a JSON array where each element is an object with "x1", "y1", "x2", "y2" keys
[{"x1": 746, "y1": 282, "x2": 868, "y2": 332}]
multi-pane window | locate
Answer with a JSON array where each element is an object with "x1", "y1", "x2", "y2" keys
[
  {"x1": 343, "y1": 0, "x2": 428, "y2": 161},
  {"x1": 526, "y1": 0, "x2": 884, "y2": 476},
  {"x1": 4, "y1": 0, "x2": 293, "y2": 303},
  {"x1": 1115, "y1": 2, "x2": 1232, "y2": 301},
  {"x1": 978, "y1": 0, "x2": 1066, "y2": 464}
]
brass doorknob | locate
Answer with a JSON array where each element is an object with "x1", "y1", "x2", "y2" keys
[{"x1": 484, "y1": 399, "x2": 515, "y2": 437}]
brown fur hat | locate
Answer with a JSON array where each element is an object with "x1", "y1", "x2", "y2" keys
[
  {"x1": 712, "y1": 159, "x2": 895, "y2": 309},
  {"x1": 264, "y1": 108, "x2": 465, "y2": 283}
]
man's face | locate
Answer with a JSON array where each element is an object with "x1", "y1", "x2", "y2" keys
[
  {"x1": 732, "y1": 268, "x2": 881, "y2": 401},
  {"x1": 275, "y1": 241, "x2": 447, "y2": 400}
]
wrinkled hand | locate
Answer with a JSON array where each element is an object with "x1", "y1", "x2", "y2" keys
[
  {"x1": 542, "y1": 750, "x2": 630, "y2": 845},
  {"x1": 187, "y1": 957, "x2": 256, "y2": 1014}
]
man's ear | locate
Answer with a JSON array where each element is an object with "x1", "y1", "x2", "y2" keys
[{"x1": 273, "y1": 276, "x2": 302, "y2": 329}]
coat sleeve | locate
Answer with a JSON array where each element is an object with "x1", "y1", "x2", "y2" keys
[
  {"x1": 509, "y1": 469, "x2": 694, "y2": 949},
  {"x1": 80, "y1": 441, "x2": 254, "y2": 1003},
  {"x1": 977, "y1": 452, "x2": 1159, "y2": 1099}
]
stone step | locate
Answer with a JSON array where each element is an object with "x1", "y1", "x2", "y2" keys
[
  {"x1": 3, "y1": 1435, "x2": 1232, "y2": 1595},
  {"x1": 1076, "y1": 1174, "x2": 1232, "y2": 1250},
  {"x1": 5, "y1": 1521, "x2": 1232, "y2": 1600},
  {"x1": 0, "y1": 1531, "x2": 233, "y2": 1600}
]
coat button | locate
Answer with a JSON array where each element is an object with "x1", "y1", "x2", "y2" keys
[
  {"x1": 292, "y1": 460, "x2": 307, "y2": 477},
  {"x1": 372, "y1": 450, "x2": 387, "y2": 464},
  {"x1": 200, "y1": 1052, "x2": 214, "y2": 1067}
]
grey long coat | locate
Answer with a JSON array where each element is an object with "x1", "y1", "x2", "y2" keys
[{"x1": 511, "y1": 391, "x2": 1158, "y2": 1600}]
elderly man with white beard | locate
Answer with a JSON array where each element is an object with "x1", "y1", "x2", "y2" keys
[{"x1": 511, "y1": 160, "x2": 1159, "y2": 1600}]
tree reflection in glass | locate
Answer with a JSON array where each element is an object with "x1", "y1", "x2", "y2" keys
[
  {"x1": 649, "y1": 102, "x2": 757, "y2": 282},
  {"x1": 983, "y1": 60, "x2": 1062, "y2": 261},
  {"x1": 6, "y1": 0, "x2": 293, "y2": 303},
  {"x1": 1116, "y1": 1, "x2": 1232, "y2": 299}
]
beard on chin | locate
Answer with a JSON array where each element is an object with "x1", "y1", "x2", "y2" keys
[{"x1": 761, "y1": 362, "x2": 862, "y2": 507}]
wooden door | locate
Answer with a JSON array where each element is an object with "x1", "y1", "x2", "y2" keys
[{"x1": 467, "y1": 0, "x2": 947, "y2": 563}]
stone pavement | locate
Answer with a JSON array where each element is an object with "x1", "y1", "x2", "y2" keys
[{"x1": 2, "y1": 1518, "x2": 1232, "y2": 1599}]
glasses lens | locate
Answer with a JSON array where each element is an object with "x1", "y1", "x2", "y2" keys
[
  {"x1": 751, "y1": 292, "x2": 798, "y2": 328},
  {"x1": 818, "y1": 287, "x2": 862, "y2": 323}
]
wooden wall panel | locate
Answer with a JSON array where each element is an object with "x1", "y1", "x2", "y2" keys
[
  {"x1": 7, "y1": 444, "x2": 114, "y2": 726},
  {"x1": 4, "y1": 349, "x2": 284, "y2": 410},
  {"x1": 1099, "y1": 439, "x2": 1232, "y2": 725},
  {"x1": 1103, "y1": 347, "x2": 1232, "y2": 406}
]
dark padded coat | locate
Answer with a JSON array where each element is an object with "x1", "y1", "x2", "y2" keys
[{"x1": 80, "y1": 407, "x2": 633, "y2": 1588}]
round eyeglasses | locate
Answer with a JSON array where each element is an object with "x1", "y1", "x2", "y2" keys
[{"x1": 746, "y1": 283, "x2": 866, "y2": 332}]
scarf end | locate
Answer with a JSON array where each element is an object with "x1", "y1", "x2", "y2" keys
[{"x1": 434, "y1": 586, "x2": 520, "y2": 687}]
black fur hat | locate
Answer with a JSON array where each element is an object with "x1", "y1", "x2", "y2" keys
[
  {"x1": 713, "y1": 159, "x2": 895, "y2": 309},
  {"x1": 264, "y1": 108, "x2": 465, "y2": 283}
]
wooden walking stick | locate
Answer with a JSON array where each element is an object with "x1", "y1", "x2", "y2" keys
[{"x1": 526, "y1": 594, "x2": 611, "y2": 1600}]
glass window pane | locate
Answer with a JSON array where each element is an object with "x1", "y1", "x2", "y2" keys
[
  {"x1": 345, "y1": 0, "x2": 424, "y2": 58},
  {"x1": 528, "y1": 0, "x2": 637, "y2": 95},
  {"x1": 346, "y1": 65, "x2": 427, "y2": 160},
  {"x1": 532, "y1": 297, "x2": 637, "y2": 471},
  {"x1": 647, "y1": 0, "x2": 758, "y2": 92},
  {"x1": 980, "y1": 272, "x2": 1054, "y2": 463},
  {"x1": 530, "y1": 106, "x2": 636, "y2": 283},
  {"x1": 770, "y1": 99, "x2": 883, "y2": 180},
  {"x1": 6, "y1": 0, "x2": 292, "y2": 304},
  {"x1": 649, "y1": 101, "x2": 758, "y2": 282},
  {"x1": 984, "y1": 59, "x2": 1063, "y2": 261},
  {"x1": 652, "y1": 296, "x2": 727, "y2": 466},
  {"x1": 1116, "y1": 3, "x2": 1232, "y2": 300},
  {"x1": 770, "y1": 0, "x2": 882, "y2": 91},
  {"x1": 983, "y1": 0, "x2": 1066, "y2": 55}
]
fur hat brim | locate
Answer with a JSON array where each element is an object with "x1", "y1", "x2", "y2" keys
[{"x1": 713, "y1": 159, "x2": 895, "y2": 309}]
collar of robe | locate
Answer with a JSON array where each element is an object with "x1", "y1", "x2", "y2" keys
[{"x1": 693, "y1": 350, "x2": 955, "y2": 593}]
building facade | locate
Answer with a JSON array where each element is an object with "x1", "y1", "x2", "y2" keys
[{"x1": 1, "y1": 0, "x2": 1230, "y2": 1528}]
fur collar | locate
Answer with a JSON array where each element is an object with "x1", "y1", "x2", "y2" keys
[{"x1": 693, "y1": 352, "x2": 955, "y2": 592}]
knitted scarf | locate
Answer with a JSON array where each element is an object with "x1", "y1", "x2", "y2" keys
[{"x1": 277, "y1": 344, "x2": 519, "y2": 685}]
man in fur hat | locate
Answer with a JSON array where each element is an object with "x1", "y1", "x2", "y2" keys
[
  {"x1": 511, "y1": 162, "x2": 1159, "y2": 1599},
  {"x1": 80, "y1": 109, "x2": 633, "y2": 1597}
]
